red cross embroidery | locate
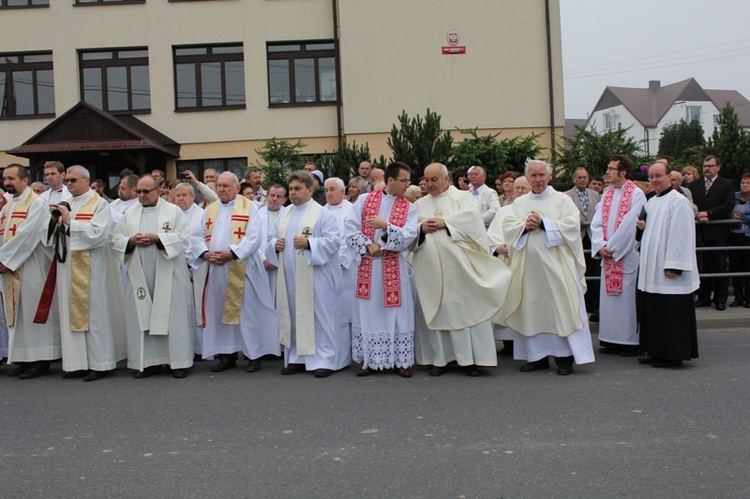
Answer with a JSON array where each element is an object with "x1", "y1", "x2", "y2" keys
[
  {"x1": 0, "y1": 213, "x2": 6, "y2": 225},
  {"x1": 9, "y1": 224, "x2": 17, "y2": 236},
  {"x1": 233, "y1": 227, "x2": 246, "y2": 240},
  {"x1": 205, "y1": 218, "x2": 213, "y2": 230}
]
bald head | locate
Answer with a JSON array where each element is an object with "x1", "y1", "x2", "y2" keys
[{"x1": 217, "y1": 172, "x2": 240, "y2": 203}]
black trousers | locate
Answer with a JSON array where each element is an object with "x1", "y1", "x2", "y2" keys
[
  {"x1": 697, "y1": 239, "x2": 728, "y2": 305},
  {"x1": 728, "y1": 232, "x2": 750, "y2": 302}
]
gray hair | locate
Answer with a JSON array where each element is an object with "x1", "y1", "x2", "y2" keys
[
  {"x1": 67, "y1": 165, "x2": 90, "y2": 179},
  {"x1": 325, "y1": 177, "x2": 345, "y2": 191},
  {"x1": 524, "y1": 159, "x2": 551, "y2": 176},
  {"x1": 218, "y1": 171, "x2": 240, "y2": 184},
  {"x1": 174, "y1": 182, "x2": 195, "y2": 195},
  {"x1": 514, "y1": 175, "x2": 529, "y2": 186},
  {"x1": 467, "y1": 165, "x2": 486, "y2": 177}
]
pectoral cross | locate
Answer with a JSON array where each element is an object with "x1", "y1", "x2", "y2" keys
[{"x1": 233, "y1": 227, "x2": 246, "y2": 240}]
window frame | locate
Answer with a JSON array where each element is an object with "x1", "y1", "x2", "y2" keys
[
  {"x1": 686, "y1": 105, "x2": 702, "y2": 124},
  {"x1": 266, "y1": 39, "x2": 338, "y2": 108},
  {"x1": 74, "y1": 0, "x2": 145, "y2": 6},
  {"x1": 78, "y1": 47, "x2": 151, "y2": 114},
  {"x1": 0, "y1": 0, "x2": 49, "y2": 8},
  {"x1": 0, "y1": 51, "x2": 55, "y2": 120},
  {"x1": 177, "y1": 157, "x2": 248, "y2": 181},
  {"x1": 172, "y1": 43, "x2": 246, "y2": 112}
]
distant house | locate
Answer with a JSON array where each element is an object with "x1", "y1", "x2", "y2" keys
[{"x1": 586, "y1": 78, "x2": 750, "y2": 155}]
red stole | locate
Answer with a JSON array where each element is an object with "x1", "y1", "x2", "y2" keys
[
  {"x1": 601, "y1": 180, "x2": 636, "y2": 295},
  {"x1": 356, "y1": 190, "x2": 409, "y2": 307}
]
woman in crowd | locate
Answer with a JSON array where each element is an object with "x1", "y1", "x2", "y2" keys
[
  {"x1": 404, "y1": 185, "x2": 422, "y2": 202},
  {"x1": 240, "y1": 182, "x2": 254, "y2": 201},
  {"x1": 347, "y1": 176, "x2": 366, "y2": 204},
  {"x1": 729, "y1": 172, "x2": 750, "y2": 308},
  {"x1": 682, "y1": 165, "x2": 699, "y2": 186},
  {"x1": 496, "y1": 171, "x2": 519, "y2": 206}
]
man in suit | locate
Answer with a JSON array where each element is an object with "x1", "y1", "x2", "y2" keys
[
  {"x1": 565, "y1": 167, "x2": 602, "y2": 319},
  {"x1": 689, "y1": 155, "x2": 735, "y2": 310},
  {"x1": 467, "y1": 166, "x2": 501, "y2": 228}
]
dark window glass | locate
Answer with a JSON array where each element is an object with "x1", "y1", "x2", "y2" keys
[
  {"x1": 173, "y1": 44, "x2": 245, "y2": 111},
  {"x1": 79, "y1": 47, "x2": 150, "y2": 113},
  {"x1": 75, "y1": 0, "x2": 145, "y2": 5},
  {"x1": 266, "y1": 40, "x2": 337, "y2": 106},
  {"x1": 177, "y1": 157, "x2": 247, "y2": 182},
  {"x1": 2, "y1": 0, "x2": 50, "y2": 7},
  {"x1": 0, "y1": 51, "x2": 55, "y2": 119}
]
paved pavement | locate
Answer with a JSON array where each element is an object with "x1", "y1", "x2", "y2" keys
[{"x1": 1, "y1": 326, "x2": 748, "y2": 498}]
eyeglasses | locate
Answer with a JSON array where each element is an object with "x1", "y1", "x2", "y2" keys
[
  {"x1": 395, "y1": 178, "x2": 411, "y2": 184},
  {"x1": 64, "y1": 178, "x2": 81, "y2": 184},
  {"x1": 136, "y1": 188, "x2": 157, "y2": 195}
]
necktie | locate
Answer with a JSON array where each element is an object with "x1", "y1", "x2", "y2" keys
[{"x1": 577, "y1": 190, "x2": 589, "y2": 215}]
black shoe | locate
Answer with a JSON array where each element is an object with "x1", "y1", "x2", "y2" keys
[
  {"x1": 246, "y1": 359, "x2": 261, "y2": 373},
  {"x1": 498, "y1": 347, "x2": 513, "y2": 357},
  {"x1": 133, "y1": 365, "x2": 161, "y2": 379},
  {"x1": 637, "y1": 357, "x2": 654, "y2": 365},
  {"x1": 19, "y1": 364, "x2": 51, "y2": 380},
  {"x1": 7, "y1": 363, "x2": 30, "y2": 377},
  {"x1": 429, "y1": 365, "x2": 447, "y2": 377},
  {"x1": 397, "y1": 367, "x2": 413, "y2": 378},
  {"x1": 314, "y1": 368, "x2": 333, "y2": 378},
  {"x1": 715, "y1": 303, "x2": 726, "y2": 311},
  {"x1": 598, "y1": 347, "x2": 620, "y2": 354},
  {"x1": 651, "y1": 359, "x2": 683, "y2": 368},
  {"x1": 557, "y1": 366, "x2": 574, "y2": 376},
  {"x1": 729, "y1": 300, "x2": 743, "y2": 307},
  {"x1": 694, "y1": 300, "x2": 711, "y2": 307},
  {"x1": 83, "y1": 370, "x2": 108, "y2": 382},
  {"x1": 281, "y1": 363, "x2": 306, "y2": 375},
  {"x1": 464, "y1": 365, "x2": 480, "y2": 377},
  {"x1": 520, "y1": 358, "x2": 550, "y2": 372},
  {"x1": 193, "y1": 354, "x2": 205, "y2": 362},
  {"x1": 171, "y1": 369, "x2": 188, "y2": 379},
  {"x1": 620, "y1": 350, "x2": 644, "y2": 357},
  {"x1": 62, "y1": 370, "x2": 87, "y2": 379},
  {"x1": 211, "y1": 359, "x2": 237, "y2": 372}
]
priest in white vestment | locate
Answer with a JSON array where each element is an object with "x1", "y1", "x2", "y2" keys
[
  {"x1": 0, "y1": 165, "x2": 60, "y2": 379},
  {"x1": 409, "y1": 163, "x2": 512, "y2": 377},
  {"x1": 498, "y1": 160, "x2": 595, "y2": 376},
  {"x1": 44, "y1": 165, "x2": 126, "y2": 382},
  {"x1": 258, "y1": 185, "x2": 287, "y2": 300},
  {"x1": 188, "y1": 172, "x2": 280, "y2": 373},
  {"x1": 324, "y1": 177, "x2": 357, "y2": 329},
  {"x1": 267, "y1": 170, "x2": 351, "y2": 377},
  {"x1": 487, "y1": 175, "x2": 531, "y2": 355},
  {"x1": 346, "y1": 163, "x2": 418, "y2": 377},
  {"x1": 636, "y1": 162, "x2": 699, "y2": 367},
  {"x1": 111, "y1": 175, "x2": 194, "y2": 378},
  {"x1": 590, "y1": 155, "x2": 646, "y2": 355},
  {"x1": 174, "y1": 182, "x2": 206, "y2": 358}
]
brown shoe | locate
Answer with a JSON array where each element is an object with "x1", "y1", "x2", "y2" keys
[
  {"x1": 397, "y1": 367, "x2": 413, "y2": 378},
  {"x1": 357, "y1": 367, "x2": 374, "y2": 377}
]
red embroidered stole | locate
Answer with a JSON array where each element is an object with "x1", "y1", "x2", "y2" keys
[
  {"x1": 601, "y1": 180, "x2": 636, "y2": 295},
  {"x1": 356, "y1": 190, "x2": 409, "y2": 307}
]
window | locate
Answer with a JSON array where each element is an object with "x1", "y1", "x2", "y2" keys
[
  {"x1": 0, "y1": 52, "x2": 55, "y2": 119},
  {"x1": 713, "y1": 114, "x2": 720, "y2": 126},
  {"x1": 79, "y1": 48, "x2": 150, "y2": 113},
  {"x1": 604, "y1": 111, "x2": 619, "y2": 131},
  {"x1": 266, "y1": 40, "x2": 337, "y2": 106},
  {"x1": 0, "y1": 0, "x2": 49, "y2": 7},
  {"x1": 686, "y1": 106, "x2": 702, "y2": 123},
  {"x1": 75, "y1": 0, "x2": 144, "y2": 5},
  {"x1": 177, "y1": 158, "x2": 247, "y2": 181},
  {"x1": 173, "y1": 44, "x2": 245, "y2": 111}
]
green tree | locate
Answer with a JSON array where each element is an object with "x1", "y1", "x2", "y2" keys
[
  {"x1": 319, "y1": 140, "x2": 371, "y2": 182},
  {"x1": 658, "y1": 119, "x2": 705, "y2": 164},
  {"x1": 704, "y1": 103, "x2": 750, "y2": 180},
  {"x1": 500, "y1": 132, "x2": 546, "y2": 173},
  {"x1": 387, "y1": 109, "x2": 453, "y2": 172},
  {"x1": 252, "y1": 138, "x2": 306, "y2": 188},
  {"x1": 553, "y1": 124, "x2": 645, "y2": 184},
  {"x1": 449, "y1": 128, "x2": 508, "y2": 179}
]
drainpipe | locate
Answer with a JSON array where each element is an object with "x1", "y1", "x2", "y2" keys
[
  {"x1": 332, "y1": 0, "x2": 343, "y2": 144},
  {"x1": 545, "y1": 0, "x2": 556, "y2": 159}
]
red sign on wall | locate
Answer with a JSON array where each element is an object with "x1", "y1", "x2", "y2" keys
[{"x1": 442, "y1": 46, "x2": 466, "y2": 55}]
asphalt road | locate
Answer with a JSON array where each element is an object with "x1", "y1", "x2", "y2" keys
[{"x1": 1, "y1": 329, "x2": 748, "y2": 498}]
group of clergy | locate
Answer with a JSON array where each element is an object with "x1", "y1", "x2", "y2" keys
[{"x1": 0, "y1": 155, "x2": 698, "y2": 382}]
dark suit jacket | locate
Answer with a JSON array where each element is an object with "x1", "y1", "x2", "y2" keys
[{"x1": 689, "y1": 176, "x2": 735, "y2": 241}]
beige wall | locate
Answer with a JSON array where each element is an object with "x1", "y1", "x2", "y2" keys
[{"x1": 0, "y1": 0, "x2": 563, "y2": 168}]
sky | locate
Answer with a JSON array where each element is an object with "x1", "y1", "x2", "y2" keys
[{"x1": 560, "y1": 0, "x2": 750, "y2": 119}]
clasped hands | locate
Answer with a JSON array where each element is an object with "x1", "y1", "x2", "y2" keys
[
  {"x1": 422, "y1": 217, "x2": 446, "y2": 233},
  {"x1": 275, "y1": 236, "x2": 310, "y2": 252},
  {"x1": 203, "y1": 249, "x2": 234, "y2": 265},
  {"x1": 129, "y1": 232, "x2": 158, "y2": 247},
  {"x1": 524, "y1": 211, "x2": 542, "y2": 231}
]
